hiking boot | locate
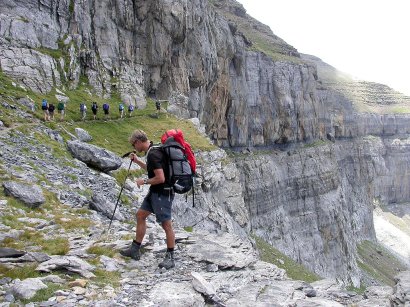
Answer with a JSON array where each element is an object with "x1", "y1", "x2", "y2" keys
[
  {"x1": 158, "y1": 251, "x2": 175, "y2": 269},
  {"x1": 120, "y1": 241, "x2": 140, "y2": 260}
]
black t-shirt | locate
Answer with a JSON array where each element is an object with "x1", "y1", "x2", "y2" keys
[{"x1": 146, "y1": 144, "x2": 169, "y2": 193}]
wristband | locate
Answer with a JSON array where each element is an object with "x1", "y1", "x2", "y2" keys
[{"x1": 144, "y1": 178, "x2": 148, "y2": 184}]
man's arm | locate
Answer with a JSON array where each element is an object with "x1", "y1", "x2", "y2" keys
[
  {"x1": 136, "y1": 168, "x2": 165, "y2": 188},
  {"x1": 131, "y1": 153, "x2": 147, "y2": 170}
]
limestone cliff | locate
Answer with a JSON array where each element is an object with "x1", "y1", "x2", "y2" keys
[{"x1": 1, "y1": 0, "x2": 410, "y2": 286}]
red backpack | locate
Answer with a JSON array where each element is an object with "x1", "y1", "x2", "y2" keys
[
  {"x1": 161, "y1": 129, "x2": 196, "y2": 174},
  {"x1": 161, "y1": 129, "x2": 197, "y2": 206}
]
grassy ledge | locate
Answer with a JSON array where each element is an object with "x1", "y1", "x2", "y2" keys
[
  {"x1": 357, "y1": 240, "x2": 408, "y2": 287},
  {"x1": 252, "y1": 234, "x2": 321, "y2": 283}
]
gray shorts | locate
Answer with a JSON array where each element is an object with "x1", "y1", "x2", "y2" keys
[{"x1": 140, "y1": 191, "x2": 174, "y2": 223}]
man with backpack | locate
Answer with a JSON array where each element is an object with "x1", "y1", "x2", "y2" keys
[
  {"x1": 155, "y1": 100, "x2": 161, "y2": 116},
  {"x1": 119, "y1": 103, "x2": 124, "y2": 118},
  {"x1": 103, "y1": 103, "x2": 110, "y2": 120},
  {"x1": 80, "y1": 102, "x2": 87, "y2": 121},
  {"x1": 41, "y1": 99, "x2": 49, "y2": 121},
  {"x1": 91, "y1": 102, "x2": 98, "y2": 120},
  {"x1": 120, "y1": 129, "x2": 176, "y2": 269},
  {"x1": 128, "y1": 104, "x2": 134, "y2": 117},
  {"x1": 57, "y1": 101, "x2": 65, "y2": 121},
  {"x1": 48, "y1": 103, "x2": 55, "y2": 121}
]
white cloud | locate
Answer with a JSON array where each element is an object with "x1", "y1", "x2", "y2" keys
[{"x1": 236, "y1": 0, "x2": 410, "y2": 95}]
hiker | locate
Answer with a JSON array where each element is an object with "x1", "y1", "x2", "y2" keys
[
  {"x1": 48, "y1": 103, "x2": 55, "y2": 121},
  {"x1": 103, "y1": 102, "x2": 110, "y2": 120},
  {"x1": 155, "y1": 100, "x2": 161, "y2": 115},
  {"x1": 119, "y1": 103, "x2": 124, "y2": 118},
  {"x1": 57, "y1": 101, "x2": 65, "y2": 121},
  {"x1": 91, "y1": 102, "x2": 98, "y2": 120},
  {"x1": 128, "y1": 104, "x2": 134, "y2": 117},
  {"x1": 120, "y1": 129, "x2": 176, "y2": 269},
  {"x1": 41, "y1": 99, "x2": 49, "y2": 121},
  {"x1": 80, "y1": 102, "x2": 87, "y2": 121}
]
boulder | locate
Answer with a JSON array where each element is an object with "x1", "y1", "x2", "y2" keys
[
  {"x1": 11, "y1": 278, "x2": 48, "y2": 300},
  {"x1": 36, "y1": 255, "x2": 95, "y2": 278},
  {"x1": 0, "y1": 248, "x2": 25, "y2": 258},
  {"x1": 2, "y1": 181, "x2": 45, "y2": 208},
  {"x1": 67, "y1": 140, "x2": 122, "y2": 172},
  {"x1": 75, "y1": 128, "x2": 93, "y2": 142}
]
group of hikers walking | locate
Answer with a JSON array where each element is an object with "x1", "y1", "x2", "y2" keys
[
  {"x1": 40, "y1": 99, "x2": 135, "y2": 121},
  {"x1": 41, "y1": 99, "x2": 65, "y2": 121},
  {"x1": 81, "y1": 102, "x2": 134, "y2": 120}
]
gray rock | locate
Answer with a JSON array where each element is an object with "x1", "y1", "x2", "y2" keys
[
  {"x1": 364, "y1": 285, "x2": 392, "y2": 299},
  {"x1": 11, "y1": 278, "x2": 48, "y2": 300},
  {"x1": 17, "y1": 97, "x2": 35, "y2": 111},
  {"x1": 186, "y1": 233, "x2": 256, "y2": 269},
  {"x1": 67, "y1": 140, "x2": 122, "y2": 172},
  {"x1": 75, "y1": 128, "x2": 93, "y2": 142},
  {"x1": 144, "y1": 281, "x2": 205, "y2": 306},
  {"x1": 99, "y1": 255, "x2": 120, "y2": 272},
  {"x1": 45, "y1": 129, "x2": 64, "y2": 143},
  {"x1": 0, "y1": 277, "x2": 12, "y2": 285},
  {"x1": 2, "y1": 181, "x2": 45, "y2": 208},
  {"x1": 0, "y1": 248, "x2": 25, "y2": 258},
  {"x1": 4, "y1": 293, "x2": 15, "y2": 302},
  {"x1": 0, "y1": 229, "x2": 23, "y2": 243},
  {"x1": 55, "y1": 95, "x2": 69, "y2": 103},
  {"x1": 36, "y1": 255, "x2": 95, "y2": 278},
  {"x1": 391, "y1": 271, "x2": 410, "y2": 306},
  {"x1": 90, "y1": 194, "x2": 125, "y2": 222},
  {"x1": 191, "y1": 271, "x2": 223, "y2": 305},
  {"x1": 191, "y1": 271, "x2": 216, "y2": 296},
  {"x1": 40, "y1": 275, "x2": 66, "y2": 284}
]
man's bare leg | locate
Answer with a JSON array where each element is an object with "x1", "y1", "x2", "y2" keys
[{"x1": 136, "y1": 209, "x2": 151, "y2": 242}]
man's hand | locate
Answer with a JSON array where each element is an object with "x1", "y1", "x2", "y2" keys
[
  {"x1": 136, "y1": 178, "x2": 145, "y2": 188},
  {"x1": 130, "y1": 153, "x2": 138, "y2": 163},
  {"x1": 131, "y1": 153, "x2": 147, "y2": 170}
]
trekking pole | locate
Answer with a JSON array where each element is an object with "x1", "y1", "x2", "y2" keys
[{"x1": 105, "y1": 152, "x2": 135, "y2": 233}]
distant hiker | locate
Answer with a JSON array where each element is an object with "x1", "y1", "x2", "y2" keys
[
  {"x1": 57, "y1": 101, "x2": 65, "y2": 121},
  {"x1": 103, "y1": 103, "x2": 110, "y2": 120},
  {"x1": 80, "y1": 102, "x2": 87, "y2": 121},
  {"x1": 91, "y1": 102, "x2": 98, "y2": 120},
  {"x1": 155, "y1": 100, "x2": 161, "y2": 115},
  {"x1": 48, "y1": 103, "x2": 55, "y2": 121},
  {"x1": 120, "y1": 129, "x2": 176, "y2": 269},
  {"x1": 128, "y1": 104, "x2": 134, "y2": 117},
  {"x1": 119, "y1": 103, "x2": 124, "y2": 118},
  {"x1": 41, "y1": 99, "x2": 49, "y2": 121}
]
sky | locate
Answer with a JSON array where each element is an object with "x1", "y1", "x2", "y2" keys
[{"x1": 236, "y1": 0, "x2": 410, "y2": 96}]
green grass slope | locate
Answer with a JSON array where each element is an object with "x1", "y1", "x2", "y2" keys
[{"x1": 357, "y1": 240, "x2": 408, "y2": 287}]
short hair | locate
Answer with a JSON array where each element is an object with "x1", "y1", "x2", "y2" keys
[{"x1": 129, "y1": 129, "x2": 148, "y2": 144}]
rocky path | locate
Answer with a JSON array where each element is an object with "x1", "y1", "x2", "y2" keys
[{"x1": 0, "y1": 120, "x2": 409, "y2": 306}]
